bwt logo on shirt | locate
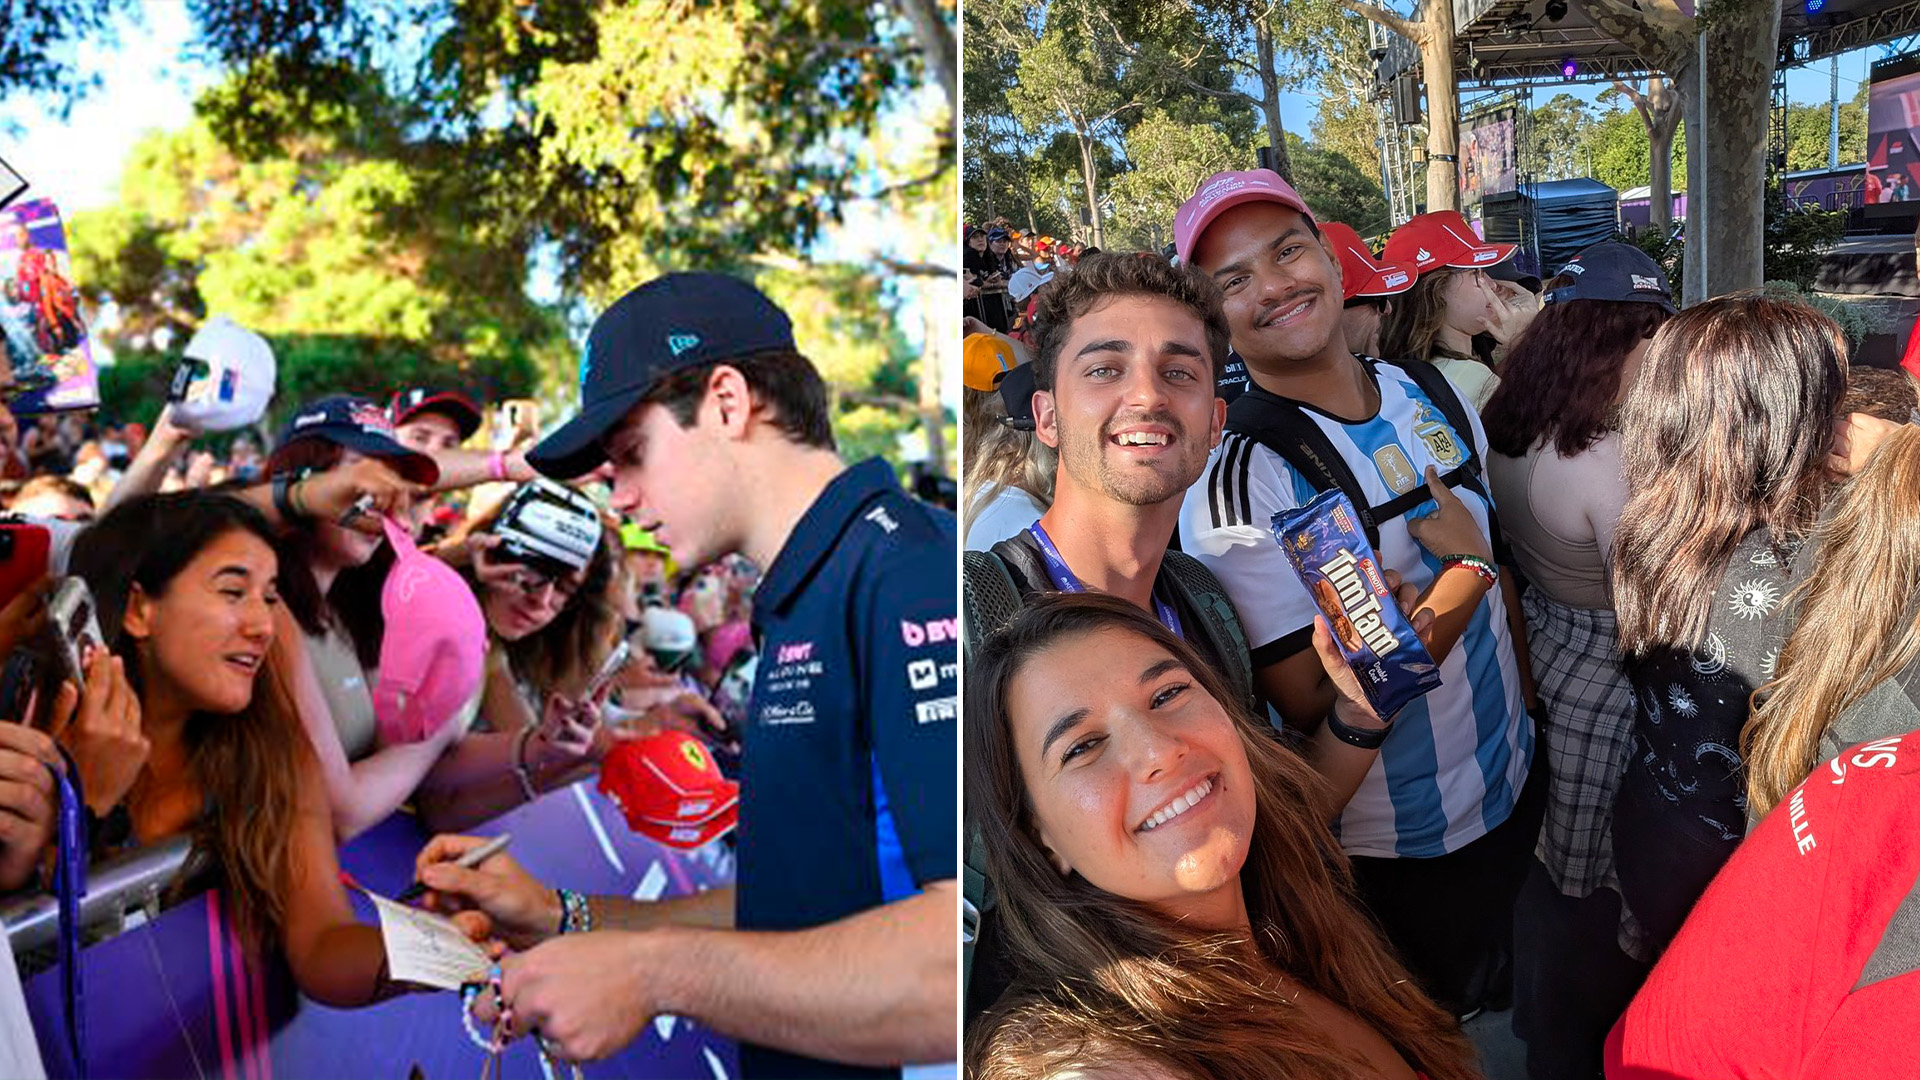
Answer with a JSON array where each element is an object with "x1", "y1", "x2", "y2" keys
[
  {"x1": 776, "y1": 641, "x2": 815, "y2": 665},
  {"x1": 901, "y1": 618, "x2": 958, "y2": 647}
]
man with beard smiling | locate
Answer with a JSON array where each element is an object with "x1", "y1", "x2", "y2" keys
[
  {"x1": 1173, "y1": 169, "x2": 1540, "y2": 1021},
  {"x1": 966, "y1": 253, "x2": 1250, "y2": 695}
]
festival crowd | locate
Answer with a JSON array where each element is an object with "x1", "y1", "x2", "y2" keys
[
  {"x1": 0, "y1": 273, "x2": 957, "y2": 1079},
  {"x1": 961, "y1": 168, "x2": 1920, "y2": 1079}
]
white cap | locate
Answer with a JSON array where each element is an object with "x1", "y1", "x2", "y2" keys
[
  {"x1": 641, "y1": 607, "x2": 698, "y2": 663},
  {"x1": 1007, "y1": 265, "x2": 1055, "y2": 303},
  {"x1": 171, "y1": 316, "x2": 276, "y2": 433}
]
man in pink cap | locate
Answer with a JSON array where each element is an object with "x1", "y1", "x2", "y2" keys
[
  {"x1": 1174, "y1": 168, "x2": 1539, "y2": 1021},
  {"x1": 1320, "y1": 221, "x2": 1416, "y2": 358}
]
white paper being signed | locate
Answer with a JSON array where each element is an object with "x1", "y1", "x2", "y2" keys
[{"x1": 367, "y1": 891, "x2": 491, "y2": 991}]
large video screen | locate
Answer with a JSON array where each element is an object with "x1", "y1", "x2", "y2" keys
[
  {"x1": 1867, "y1": 53, "x2": 1920, "y2": 204},
  {"x1": 1459, "y1": 108, "x2": 1517, "y2": 204}
]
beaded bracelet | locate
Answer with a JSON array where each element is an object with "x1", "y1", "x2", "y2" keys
[
  {"x1": 1325, "y1": 706, "x2": 1393, "y2": 750},
  {"x1": 556, "y1": 888, "x2": 592, "y2": 935},
  {"x1": 1440, "y1": 554, "x2": 1499, "y2": 589}
]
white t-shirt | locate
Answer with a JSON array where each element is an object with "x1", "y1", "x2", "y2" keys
[
  {"x1": 1179, "y1": 360, "x2": 1533, "y2": 858},
  {"x1": 964, "y1": 484, "x2": 1046, "y2": 553}
]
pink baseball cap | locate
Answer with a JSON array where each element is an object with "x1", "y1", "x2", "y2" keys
[
  {"x1": 1173, "y1": 169, "x2": 1317, "y2": 265},
  {"x1": 372, "y1": 515, "x2": 488, "y2": 743},
  {"x1": 1319, "y1": 222, "x2": 1417, "y2": 301},
  {"x1": 1380, "y1": 211, "x2": 1516, "y2": 277}
]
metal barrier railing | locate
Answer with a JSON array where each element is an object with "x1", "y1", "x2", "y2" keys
[{"x1": 2, "y1": 836, "x2": 196, "y2": 956}]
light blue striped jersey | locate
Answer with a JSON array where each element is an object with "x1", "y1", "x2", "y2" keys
[{"x1": 1179, "y1": 360, "x2": 1534, "y2": 858}]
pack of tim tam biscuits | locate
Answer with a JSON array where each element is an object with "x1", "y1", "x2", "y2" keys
[{"x1": 1271, "y1": 489, "x2": 1441, "y2": 718}]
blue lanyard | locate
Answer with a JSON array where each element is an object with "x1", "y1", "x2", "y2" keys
[
  {"x1": 1028, "y1": 521, "x2": 1184, "y2": 638},
  {"x1": 50, "y1": 753, "x2": 87, "y2": 1079}
]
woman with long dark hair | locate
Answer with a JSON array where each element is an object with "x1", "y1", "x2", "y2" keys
[
  {"x1": 1480, "y1": 243, "x2": 1673, "y2": 1076},
  {"x1": 1609, "y1": 293, "x2": 1847, "y2": 952},
  {"x1": 54, "y1": 491, "x2": 411, "y2": 1003},
  {"x1": 966, "y1": 592, "x2": 1480, "y2": 1080}
]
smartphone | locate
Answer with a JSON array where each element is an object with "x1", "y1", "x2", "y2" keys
[
  {"x1": 582, "y1": 640, "x2": 632, "y2": 702},
  {"x1": 0, "y1": 522, "x2": 50, "y2": 612},
  {"x1": 46, "y1": 577, "x2": 102, "y2": 695}
]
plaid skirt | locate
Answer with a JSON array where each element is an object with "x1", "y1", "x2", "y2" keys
[
  {"x1": 1523, "y1": 590, "x2": 1635, "y2": 895},
  {"x1": 1522, "y1": 589, "x2": 1651, "y2": 958}
]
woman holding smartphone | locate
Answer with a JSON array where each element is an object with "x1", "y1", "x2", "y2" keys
[{"x1": 47, "y1": 490, "x2": 427, "y2": 1004}]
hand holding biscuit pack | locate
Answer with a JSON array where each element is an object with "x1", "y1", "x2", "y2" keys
[{"x1": 1273, "y1": 489, "x2": 1442, "y2": 719}]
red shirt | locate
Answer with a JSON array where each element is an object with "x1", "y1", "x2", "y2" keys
[{"x1": 1606, "y1": 731, "x2": 1920, "y2": 1078}]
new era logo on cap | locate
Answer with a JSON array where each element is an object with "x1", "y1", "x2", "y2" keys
[
  {"x1": 1631, "y1": 274, "x2": 1661, "y2": 291},
  {"x1": 668, "y1": 333, "x2": 702, "y2": 357}
]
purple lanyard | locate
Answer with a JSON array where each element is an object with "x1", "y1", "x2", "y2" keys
[
  {"x1": 49, "y1": 754, "x2": 87, "y2": 1079},
  {"x1": 1028, "y1": 521, "x2": 1184, "y2": 639}
]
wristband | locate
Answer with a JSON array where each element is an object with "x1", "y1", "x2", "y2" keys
[
  {"x1": 556, "y1": 888, "x2": 592, "y2": 935},
  {"x1": 1325, "y1": 706, "x2": 1393, "y2": 750},
  {"x1": 1440, "y1": 554, "x2": 1499, "y2": 589},
  {"x1": 272, "y1": 473, "x2": 303, "y2": 522},
  {"x1": 487, "y1": 451, "x2": 508, "y2": 482},
  {"x1": 512, "y1": 725, "x2": 540, "y2": 802}
]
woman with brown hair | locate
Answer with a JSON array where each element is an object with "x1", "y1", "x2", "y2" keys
[
  {"x1": 965, "y1": 591, "x2": 1481, "y2": 1080},
  {"x1": 1377, "y1": 211, "x2": 1532, "y2": 410},
  {"x1": 1479, "y1": 243, "x2": 1673, "y2": 1079},
  {"x1": 51, "y1": 490, "x2": 420, "y2": 1003},
  {"x1": 1743, "y1": 422, "x2": 1920, "y2": 820},
  {"x1": 1609, "y1": 293, "x2": 1848, "y2": 953}
]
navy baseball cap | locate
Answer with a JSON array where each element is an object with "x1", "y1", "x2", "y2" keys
[
  {"x1": 389, "y1": 386, "x2": 483, "y2": 440},
  {"x1": 275, "y1": 395, "x2": 441, "y2": 485},
  {"x1": 1545, "y1": 243, "x2": 1676, "y2": 314},
  {"x1": 998, "y1": 362, "x2": 1036, "y2": 432},
  {"x1": 528, "y1": 273, "x2": 796, "y2": 479}
]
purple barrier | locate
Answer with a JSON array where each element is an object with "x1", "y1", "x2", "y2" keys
[{"x1": 24, "y1": 780, "x2": 738, "y2": 1080}]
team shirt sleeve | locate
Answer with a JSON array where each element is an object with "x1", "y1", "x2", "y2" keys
[{"x1": 860, "y1": 538, "x2": 959, "y2": 891}]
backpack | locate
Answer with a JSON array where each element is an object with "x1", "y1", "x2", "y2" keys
[
  {"x1": 959, "y1": 539, "x2": 1252, "y2": 1015},
  {"x1": 1224, "y1": 357, "x2": 1511, "y2": 563}
]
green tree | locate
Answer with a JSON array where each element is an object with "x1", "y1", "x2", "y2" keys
[
  {"x1": 1586, "y1": 106, "x2": 1688, "y2": 195},
  {"x1": 1526, "y1": 94, "x2": 1600, "y2": 180},
  {"x1": 1108, "y1": 110, "x2": 1239, "y2": 250},
  {"x1": 1286, "y1": 135, "x2": 1391, "y2": 234},
  {"x1": 1783, "y1": 96, "x2": 1866, "y2": 172}
]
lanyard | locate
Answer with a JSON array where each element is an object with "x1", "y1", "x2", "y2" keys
[
  {"x1": 1028, "y1": 522, "x2": 1184, "y2": 639},
  {"x1": 49, "y1": 754, "x2": 87, "y2": 1079}
]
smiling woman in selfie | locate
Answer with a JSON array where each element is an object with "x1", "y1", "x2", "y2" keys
[{"x1": 965, "y1": 592, "x2": 1479, "y2": 1080}]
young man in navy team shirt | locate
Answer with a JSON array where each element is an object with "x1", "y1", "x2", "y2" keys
[{"x1": 416, "y1": 273, "x2": 956, "y2": 1078}]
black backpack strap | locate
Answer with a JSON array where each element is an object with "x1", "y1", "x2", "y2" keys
[
  {"x1": 1373, "y1": 357, "x2": 1513, "y2": 565},
  {"x1": 1158, "y1": 550, "x2": 1255, "y2": 708},
  {"x1": 960, "y1": 548, "x2": 1030, "y2": 1016},
  {"x1": 1225, "y1": 386, "x2": 1383, "y2": 549}
]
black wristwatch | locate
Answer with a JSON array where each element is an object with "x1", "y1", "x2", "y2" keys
[{"x1": 1325, "y1": 708, "x2": 1393, "y2": 750}]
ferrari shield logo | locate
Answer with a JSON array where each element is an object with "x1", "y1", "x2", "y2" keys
[
  {"x1": 1374, "y1": 445, "x2": 1419, "y2": 494},
  {"x1": 1415, "y1": 421, "x2": 1466, "y2": 469}
]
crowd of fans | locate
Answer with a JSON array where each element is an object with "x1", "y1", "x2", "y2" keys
[
  {"x1": 0, "y1": 271, "x2": 957, "y2": 1077},
  {"x1": 962, "y1": 219, "x2": 1089, "y2": 338},
  {"x1": 961, "y1": 167, "x2": 1920, "y2": 1078}
]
